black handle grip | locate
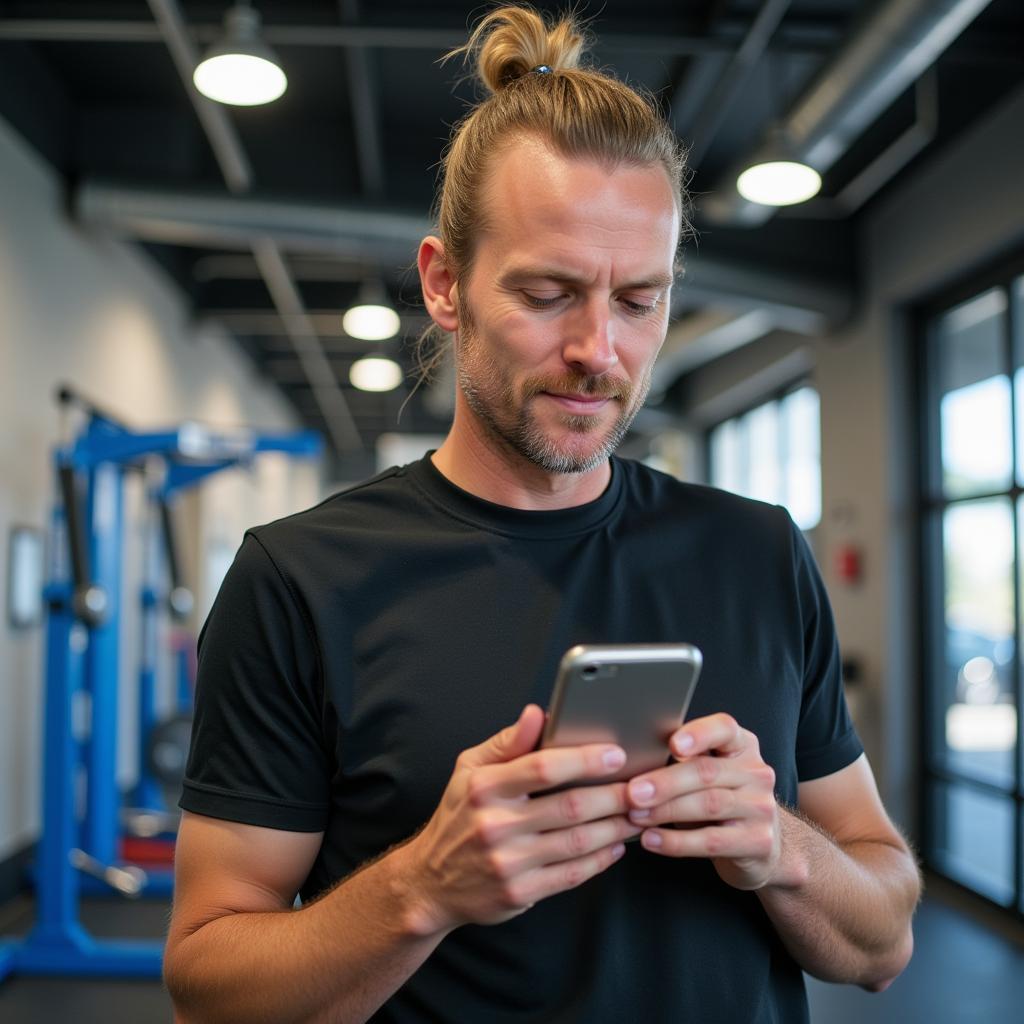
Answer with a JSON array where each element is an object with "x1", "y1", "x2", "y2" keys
[
  {"x1": 159, "y1": 499, "x2": 183, "y2": 592},
  {"x1": 160, "y1": 498, "x2": 194, "y2": 620},
  {"x1": 58, "y1": 462, "x2": 108, "y2": 625},
  {"x1": 58, "y1": 463, "x2": 90, "y2": 591}
]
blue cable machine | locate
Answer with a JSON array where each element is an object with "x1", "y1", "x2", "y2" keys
[{"x1": 0, "y1": 390, "x2": 321, "y2": 982}]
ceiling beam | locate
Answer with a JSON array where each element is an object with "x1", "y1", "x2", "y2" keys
[
  {"x1": 0, "y1": 19, "x2": 835, "y2": 55},
  {"x1": 144, "y1": 0, "x2": 362, "y2": 455},
  {"x1": 146, "y1": 0, "x2": 251, "y2": 192},
  {"x1": 684, "y1": 0, "x2": 792, "y2": 167},
  {"x1": 339, "y1": 0, "x2": 385, "y2": 201}
]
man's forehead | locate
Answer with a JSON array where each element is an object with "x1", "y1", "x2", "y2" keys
[
  {"x1": 487, "y1": 138, "x2": 675, "y2": 214},
  {"x1": 476, "y1": 137, "x2": 680, "y2": 271}
]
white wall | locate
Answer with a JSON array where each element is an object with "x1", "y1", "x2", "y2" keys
[{"x1": 0, "y1": 116, "x2": 321, "y2": 862}]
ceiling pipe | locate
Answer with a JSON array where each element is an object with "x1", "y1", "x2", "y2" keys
[
  {"x1": 779, "y1": 68, "x2": 939, "y2": 219},
  {"x1": 75, "y1": 182, "x2": 429, "y2": 263},
  {"x1": 143, "y1": 0, "x2": 361, "y2": 455},
  {"x1": 702, "y1": 0, "x2": 994, "y2": 226}
]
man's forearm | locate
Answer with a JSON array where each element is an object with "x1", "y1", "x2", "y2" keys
[
  {"x1": 165, "y1": 843, "x2": 449, "y2": 1024},
  {"x1": 756, "y1": 808, "x2": 921, "y2": 989}
]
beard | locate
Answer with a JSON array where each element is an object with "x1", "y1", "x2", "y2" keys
[{"x1": 455, "y1": 307, "x2": 652, "y2": 475}]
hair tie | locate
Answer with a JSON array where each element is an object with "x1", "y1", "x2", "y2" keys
[{"x1": 532, "y1": 64, "x2": 553, "y2": 74}]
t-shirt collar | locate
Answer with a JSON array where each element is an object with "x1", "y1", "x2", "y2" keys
[{"x1": 407, "y1": 451, "x2": 624, "y2": 539}]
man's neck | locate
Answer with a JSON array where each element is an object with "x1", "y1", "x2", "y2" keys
[{"x1": 431, "y1": 415, "x2": 612, "y2": 511}]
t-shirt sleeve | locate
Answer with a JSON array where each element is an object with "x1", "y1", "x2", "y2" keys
[
  {"x1": 785, "y1": 513, "x2": 864, "y2": 781},
  {"x1": 179, "y1": 531, "x2": 330, "y2": 831}
]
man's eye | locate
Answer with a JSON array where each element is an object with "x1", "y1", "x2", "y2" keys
[
  {"x1": 523, "y1": 293, "x2": 563, "y2": 309},
  {"x1": 622, "y1": 297, "x2": 660, "y2": 316}
]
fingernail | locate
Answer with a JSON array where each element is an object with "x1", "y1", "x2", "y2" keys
[
  {"x1": 611, "y1": 843, "x2": 626, "y2": 859},
  {"x1": 630, "y1": 780, "x2": 655, "y2": 802},
  {"x1": 603, "y1": 747, "x2": 626, "y2": 770},
  {"x1": 629, "y1": 808, "x2": 650, "y2": 821},
  {"x1": 674, "y1": 733, "x2": 695, "y2": 755},
  {"x1": 642, "y1": 830, "x2": 663, "y2": 849}
]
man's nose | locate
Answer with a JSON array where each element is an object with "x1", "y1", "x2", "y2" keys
[{"x1": 561, "y1": 301, "x2": 618, "y2": 376}]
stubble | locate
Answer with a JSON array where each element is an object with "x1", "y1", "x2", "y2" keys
[{"x1": 455, "y1": 303, "x2": 652, "y2": 475}]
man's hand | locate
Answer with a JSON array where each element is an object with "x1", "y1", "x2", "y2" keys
[
  {"x1": 626, "y1": 712, "x2": 784, "y2": 890},
  {"x1": 400, "y1": 704, "x2": 642, "y2": 936}
]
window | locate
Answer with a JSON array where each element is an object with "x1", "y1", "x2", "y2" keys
[
  {"x1": 919, "y1": 264, "x2": 1024, "y2": 915},
  {"x1": 707, "y1": 384, "x2": 821, "y2": 531}
]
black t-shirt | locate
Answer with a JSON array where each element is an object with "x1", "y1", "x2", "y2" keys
[{"x1": 181, "y1": 454, "x2": 863, "y2": 1023}]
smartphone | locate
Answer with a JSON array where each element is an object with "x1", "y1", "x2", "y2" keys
[{"x1": 539, "y1": 643, "x2": 702, "y2": 786}]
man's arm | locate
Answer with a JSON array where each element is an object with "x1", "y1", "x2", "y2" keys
[
  {"x1": 626, "y1": 714, "x2": 921, "y2": 991},
  {"x1": 756, "y1": 757, "x2": 920, "y2": 989},
  {"x1": 165, "y1": 706, "x2": 640, "y2": 1024},
  {"x1": 164, "y1": 813, "x2": 447, "y2": 1024}
]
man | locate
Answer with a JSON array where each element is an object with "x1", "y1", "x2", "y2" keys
[{"x1": 165, "y1": 8, "x2": 920, "y2": 1022}]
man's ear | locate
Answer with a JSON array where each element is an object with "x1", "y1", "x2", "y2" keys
[{"x1": 418, "y1": 235, "x2": 460, "y2": 333}]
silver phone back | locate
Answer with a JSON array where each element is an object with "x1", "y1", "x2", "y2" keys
[{"x1": 540, "y1": 643, "x2": 703, "y2": 784}]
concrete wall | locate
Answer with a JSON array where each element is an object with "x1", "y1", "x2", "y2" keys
[
  {"x1": 0, "y1": 116, "x2": 322, "y2": 863},
  {"x1": 677, "y1": 83, "x2": 1024, "y2": 832}
]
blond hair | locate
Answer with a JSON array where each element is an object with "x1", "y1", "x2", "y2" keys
[{"x1": 416, "y1": 4, "x2": 689, "y2": 382}]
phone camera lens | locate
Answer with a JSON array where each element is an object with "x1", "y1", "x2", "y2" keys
[{"x1": 582, "y1": 665, "x2": 598, "y2": 679}]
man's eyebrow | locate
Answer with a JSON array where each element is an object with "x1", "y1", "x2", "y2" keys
[{"x1": 499, "y1": 267, "x2": 676, "y2": 290}]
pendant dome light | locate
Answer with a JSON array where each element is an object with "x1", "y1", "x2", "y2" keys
[
  {"x1": 193, "y1": 2, "x2": 287, "y2": 107},
  {"x1": 350, "y1": 357, "x2": 404, "y2": 393},
  {"x1": 736, "y1": 160, "x2": 822, "y2": 206}
]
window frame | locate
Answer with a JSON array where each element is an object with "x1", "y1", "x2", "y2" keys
[
  {"x1": 703, "y1": 376, "x2": 821, "y2": 541},
  {"x1": 914, "y1": 246, "x2": 1024, "y2": 922}
]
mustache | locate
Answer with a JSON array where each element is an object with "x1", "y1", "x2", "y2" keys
[{"x1": 521, "y1": 374, "x2": 630, "y2": 400}]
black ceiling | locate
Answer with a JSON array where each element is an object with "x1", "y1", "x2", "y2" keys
[{"x1": 1, "y1": 0, "x2": 1022, "y2": 473}]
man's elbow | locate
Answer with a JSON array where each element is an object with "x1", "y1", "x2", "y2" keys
[
  {"x1": 163, "y1": 941, "x2": 207, "y2": 1023},
  {"x1": 859, "y1": 927, "x2": 914, "y2": 993}
]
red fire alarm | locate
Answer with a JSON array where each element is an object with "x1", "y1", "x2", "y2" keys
[{"x1": 835, "y1": 544, "x2": 862, "y2": 584}]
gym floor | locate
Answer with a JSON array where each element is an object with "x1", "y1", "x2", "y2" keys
[{"x1": 0, "y1": 874, "x2": 1021, "y2": 1022}]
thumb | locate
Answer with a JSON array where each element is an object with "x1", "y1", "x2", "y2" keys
[{"x1": 460, "y1": 704, "x2": 546, "y2": 769}]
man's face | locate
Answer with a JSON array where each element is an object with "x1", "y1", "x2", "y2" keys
[{"x1": 454, "y1": 136, "x2": 679, "y2": 475}]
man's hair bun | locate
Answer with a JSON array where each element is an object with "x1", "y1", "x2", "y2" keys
[{"x1": 451, "y1": 5, "x2": 585, "y2": 94}]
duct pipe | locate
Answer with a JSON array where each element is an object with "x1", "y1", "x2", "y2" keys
[
  {"x1": 76, "y1": 182, "x2": 429, "y2": 263},
  {"x1": 704, "y1": 0, "x2": 993, "y2": 225}
]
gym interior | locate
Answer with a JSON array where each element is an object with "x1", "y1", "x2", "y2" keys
[{"x1": 1, "y1": 2, "x2": 1023, "y2": 1021}]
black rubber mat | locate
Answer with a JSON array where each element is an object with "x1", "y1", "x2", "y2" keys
[{"x1": 0, "y1": 896, "x2": 173, "y2": 1023}]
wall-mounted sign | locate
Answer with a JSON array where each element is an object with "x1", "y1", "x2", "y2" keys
[{"x1": 7, "y1": 525, "x2": 44, "y2": 629}]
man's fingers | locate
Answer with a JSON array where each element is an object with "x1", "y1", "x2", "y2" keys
[
  {"x1": 508, "y1": 840, "x2": 628, "y2": 908},
  {"x1": 490, "y1": 815, "x2": 640, "y2": 881},
  {"x1": 527, "y1": 781, "x2": 631, "y2": 831},
  {"x1": 626, "y1": 757, "x2": 767, "y2": 809},
  {"x1": 458, "y1": 705, "x2": 546, "y2": 770},
  {"x1": 628, "y1": 786, "x2": 776, "y2": 827},
  {"x1": 668, "y1": 712, "x2": 750, "y2": 760},
  {"x1": 638, "y1": 822, "x2": 776, "y2": 863},
  {"x1": 475, "y1": 743, "x2": 627, "y2": 801},
  {"x1": 530, "y1": 815, "x2": 641, "y2": 867}
]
